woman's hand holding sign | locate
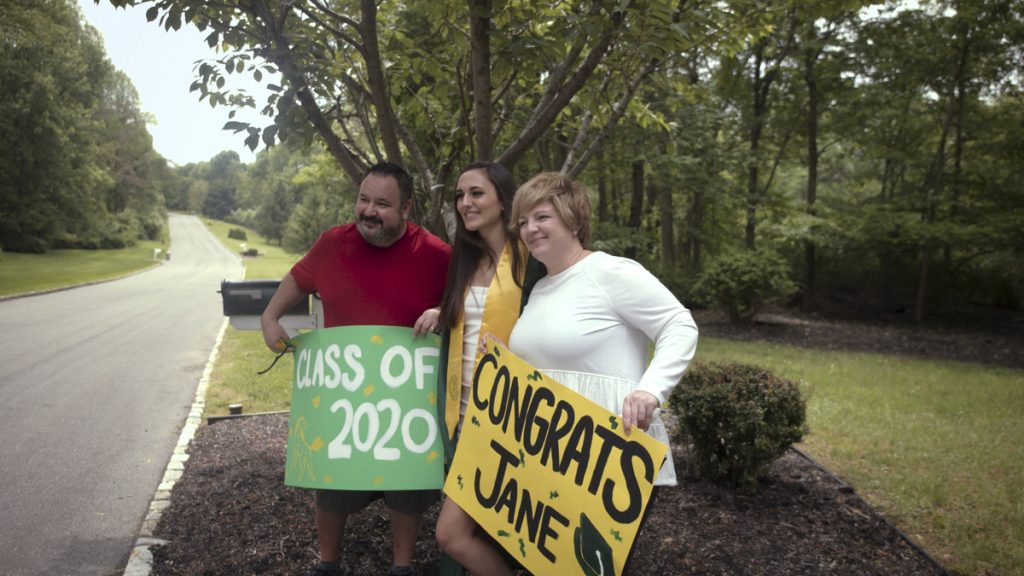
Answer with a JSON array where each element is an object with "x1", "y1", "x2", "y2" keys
[{"x1": 621, "y1": 390, "x2": 659, "y2": 434}]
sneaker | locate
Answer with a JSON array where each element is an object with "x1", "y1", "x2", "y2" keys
[
  {"x1": 309, "y1": 563, "x2": 353, "y2": 576},
  {"x1": 385, "y1": 566, "x2": 415, "y2": 576}
]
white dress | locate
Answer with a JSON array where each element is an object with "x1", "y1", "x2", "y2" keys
[
  {"x1": 457, "y1": 286, "x2": 488, "y2": 437},
  {"x1": 509, "y1": 251, "x2": 698, "y2": 485}
]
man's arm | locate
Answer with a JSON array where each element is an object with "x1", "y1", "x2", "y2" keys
[{"x1": 260, "y1": 273, "x2": 307, "y2": 352}]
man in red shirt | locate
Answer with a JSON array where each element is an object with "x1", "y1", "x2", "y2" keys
[{"x1": 261, "y1": 162, "x2": 451, "y2": 576}]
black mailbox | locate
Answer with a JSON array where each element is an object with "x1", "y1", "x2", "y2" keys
[{"x1": 220, "y1": 279, "x2": 310, "y2": 317}]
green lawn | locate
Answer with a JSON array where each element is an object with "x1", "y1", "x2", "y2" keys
[
  {"x1": 695, "y1": 337, "x2": 1024, "y2": 576},
  {"x1": 0, "y1": 240, "x2": 166, "y2": 297},
  {"x1": 200, "y1": 219, "x2": 299, "y2": 415},
  {"x1": 201, "y1": 219, "x2": 299, "y2": 279}
]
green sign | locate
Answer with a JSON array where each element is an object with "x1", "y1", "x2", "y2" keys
[{"x1": 284, "y1": 325, "x2": 445, "y2": 490}]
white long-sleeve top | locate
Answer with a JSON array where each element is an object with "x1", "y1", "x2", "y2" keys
[
  {"x1": 509, "y1": 251, "x2": 698, "y2": 486},
  {"x1": 509, "y1": 251, "x2": 698, "y2": 407}
]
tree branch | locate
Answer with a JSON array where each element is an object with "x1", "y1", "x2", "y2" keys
[
  {"x1": 359, "y1": 0, "x2": 403, "y2": 164},
  {"x1": 295, "y1": 3, "x2": 365, "y2": 57},
  {"x1": 267, "y1": 35, "x2": 367, "y2": 182},
  {"x1": 306, "y1": 0, "x2": 361, "y2": 33},
  {"x1": 566, "y1": 58, "x2": 659, "y2": 177},
  {"x1": 499, "y1": 7, "x2": 625, "y2": 168}
]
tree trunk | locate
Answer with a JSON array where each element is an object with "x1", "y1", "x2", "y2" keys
[
  {"x1": 745, "y1": 41, "x2": 767, "y2": 250},
  {"x1": 597, "y1": 150, "x2": 609, "y2": 222},
  {"x1": 914, "y1": 28, "x2": 969, "y2": 322},
  {"x1": 658, "y1": 181, "x2": 675, "y2": 269},
  {"x1": 691, "y1": 187, "x2": 703, "y2": 271},
  {"x1": 360, "y1": 0, "x2": 403, "y2": 164},
  {"x1": 914, "y1": 102, "x2": 953, "y2": 323},
  {"x1": 626, "y1": 160, "x2": 644, "y2": 260},
  {"x1": 914, "y1": 248, "x2": 933, "y2": 323},
  {"x1": 536, "y1": 138, "x2": 552, "y2": 172},
  {"x1": 497, "y1": 10, "x2": 623, "y2": 169},
  {"x1": 802, "y1": 40, "x2": 820, "y2": 311},
  {"x1": 944, "y1": 54, "x2": 968, "y2": 275},
  {"x1": 468, "y1": 0, "x2": 493, "y2": 160}
]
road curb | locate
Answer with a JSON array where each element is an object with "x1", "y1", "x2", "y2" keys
[{"x1": 123, "y1": 317, "x2": 229, "y2": 576}]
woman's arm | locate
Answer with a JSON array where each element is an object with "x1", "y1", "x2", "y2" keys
[{"x1": 601, "y1": 258, "x2": 699, "y2": 431}]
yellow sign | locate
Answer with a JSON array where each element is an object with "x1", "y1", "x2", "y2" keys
[{"x1": 444, "y1": 344, "x2": 667, "y2": 576}]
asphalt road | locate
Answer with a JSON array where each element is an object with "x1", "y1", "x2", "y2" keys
[{"x1": 0, "y1": 213, "x2": 242, "y2": 575}]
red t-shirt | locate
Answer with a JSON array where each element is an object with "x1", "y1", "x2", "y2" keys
[{"x1": 290, "y1": 222, "x2": 451, "y2": 328}]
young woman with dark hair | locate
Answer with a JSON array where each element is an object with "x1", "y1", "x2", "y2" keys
[{"x1": 413, "y1": 161, "x2": 538, "y2": 576}]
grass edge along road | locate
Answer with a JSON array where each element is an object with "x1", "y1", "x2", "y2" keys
[
  {"x1": 0, "y1": 237, "x2": 168, "y2": 298},
  {"x1": 201, "y1": 219, "x2": 298, "y2": 418}
]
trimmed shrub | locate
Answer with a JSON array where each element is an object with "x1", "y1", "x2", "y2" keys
[
  {"x1": 138, "y1": 209, "x2": 165, "y2": 241},
  {"x1": 227, "y1": 227, "x2": 248, "y2": 241},
  {"x1": 692, "y1": 248, "x2": 797, "y2": 323},
  {"x1": 226, "y1": 207, "x2": 258, "y2": 230},
  {"x1": 3, "y1": 235, "x2": 49, "y2": 253},
  {"x1": 669, "y1": 362, "x2": 806, "y2": 491}
]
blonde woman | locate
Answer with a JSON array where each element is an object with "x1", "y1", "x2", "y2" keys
[{"x1": 509, "y1": 172, "x2": 698, "y2": 490}]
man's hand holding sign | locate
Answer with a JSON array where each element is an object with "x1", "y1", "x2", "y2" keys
[{"x1": 445, "y1": 342, "x2": 667, "y2": 576}]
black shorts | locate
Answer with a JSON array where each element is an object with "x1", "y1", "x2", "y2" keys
[{"x1": 315, "y1": 488, "x2": 439, "y2": 516}]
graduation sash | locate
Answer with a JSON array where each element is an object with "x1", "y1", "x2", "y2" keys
[{"x1": 443, "y1": 242, "x2": 525, "y2": 441}]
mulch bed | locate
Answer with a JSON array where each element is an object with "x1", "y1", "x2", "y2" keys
[{"x1": 150, "y1": 412, "x2": 947, "y2": 576}]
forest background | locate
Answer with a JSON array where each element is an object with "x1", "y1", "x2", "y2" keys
[{"x1": 4, "y1": 0, "x2": 1023, "y2": 321}]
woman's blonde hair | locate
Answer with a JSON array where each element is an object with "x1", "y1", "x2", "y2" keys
[{"x1": 511, "y1": 172, "x2": 592, "y2": 248}]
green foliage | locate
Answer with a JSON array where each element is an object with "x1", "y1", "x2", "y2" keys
[
  {"x1": 0, "y1": 1, "x2": 168, "y2": 253},
  {"x1": 282, "y1": 187, "x2": 344, "y2": 254},
  {"x1": 227, "y1": 227, "x2": 247, "y2": 241},
  {"x1": 136, "y1": 208, "x2": 165, "y2": 241},
  {"x1": 276, "y1": 152, "x2": 354, "y2": 253},
  {"x1": 226, "y1": 208, "x2": 257, "y2": 229},
  {"x1": 668, "y1": 361, "x2": 807, "y2": 491},
  {"x1": 237, "y1": 143, "x2": 310, "y2": 244},
  {"x1": 3, "y1": 234, "x2": 49, "y2": 254},
  {"x1": 692, "y1": 249, "x2": 797, "y2": 323},
  {"x1": 643, "y1": 261, "x2": 697, "y2": 303},
  {"x1": 200, "y1": 151, "x2": 242, "y2": 220},
  {"x1": 589, "y1": 221, "x2": 642, "y2": 256}
]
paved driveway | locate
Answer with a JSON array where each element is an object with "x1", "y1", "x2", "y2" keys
[{"x1": 0, "y1": 213, "x2": 241, "y2": 575}]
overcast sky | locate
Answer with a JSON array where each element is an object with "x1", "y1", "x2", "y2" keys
[{"x1": 77, "y1": 1, "x2": 272, "y2": 166}]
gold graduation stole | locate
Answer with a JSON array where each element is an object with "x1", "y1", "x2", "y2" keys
[{"x1": 443, "y1": 242, "x2": 524, "y2": 441}]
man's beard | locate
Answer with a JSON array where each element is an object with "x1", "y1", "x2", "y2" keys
[{"x1": 357, "y1": 215, "x2": 405, "y2": 247}]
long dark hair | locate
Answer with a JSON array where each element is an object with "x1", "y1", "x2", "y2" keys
[{"x1": 438, "y1": 161, "x2": 524, "y2": 328}]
